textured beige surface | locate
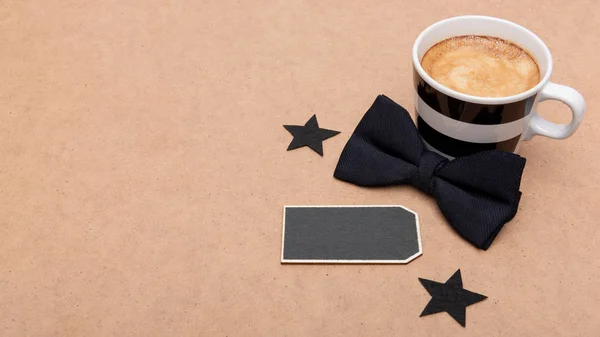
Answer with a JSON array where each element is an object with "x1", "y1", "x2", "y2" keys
[{"x1": 1, "y1": 1, "x2": 599, "y2": 336}]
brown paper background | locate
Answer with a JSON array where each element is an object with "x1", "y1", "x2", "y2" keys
[{"x1": 1, "y1": 1, "x2": 599, "y2": 336}]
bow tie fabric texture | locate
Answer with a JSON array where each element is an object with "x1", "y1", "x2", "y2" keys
[{"x1": 333, "y1": 95, "x2": 526, "y2": 250}]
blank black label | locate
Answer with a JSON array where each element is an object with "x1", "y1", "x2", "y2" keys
[{"x1": 281, "y1": 206, "x2": 422, "y2": 264}]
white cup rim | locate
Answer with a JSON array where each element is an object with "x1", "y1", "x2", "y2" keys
[{"x1": 412, "y1": 15, "x2": 553, "y2": 104}]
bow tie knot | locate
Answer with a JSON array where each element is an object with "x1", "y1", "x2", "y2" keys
[{"x1": 411, "y1": 151, "x2": 447, "y2": 195}]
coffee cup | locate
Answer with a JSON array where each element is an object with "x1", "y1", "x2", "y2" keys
[{"x1": 412, "y1": 15, "x2": 585, "y2": 159}]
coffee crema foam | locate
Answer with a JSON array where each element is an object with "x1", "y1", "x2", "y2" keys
[{"x1": 421, "y1": 35, "x2": 540, "y2": 97}]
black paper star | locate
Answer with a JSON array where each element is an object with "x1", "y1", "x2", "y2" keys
[
  {"x1": 419, "y1": 269, "x2": 487, "y2": 327},
  {"x1": 283, "y1": 115, "x2": 340, "y2": 156}
]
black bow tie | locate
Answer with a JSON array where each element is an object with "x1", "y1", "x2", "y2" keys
[{"x1": 333, "y1": 95, "x2": 526, "y2": 250}]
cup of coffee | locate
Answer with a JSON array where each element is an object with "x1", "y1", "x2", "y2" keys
[{"x1": 412, "y1": 15, "x2": 585, "y2": 158}]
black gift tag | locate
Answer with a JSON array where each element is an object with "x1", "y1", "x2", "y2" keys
[{"x1": 281, "y1": 206, "x2": 422, "y2": 264}]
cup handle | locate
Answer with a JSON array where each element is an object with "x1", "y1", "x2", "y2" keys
[{"x1": 523, "y1": 82, "x2": 586, "y2": 140}]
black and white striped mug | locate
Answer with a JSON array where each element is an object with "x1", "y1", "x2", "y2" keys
[{"x1": 412, "y1": 15, "x2": 586, "y2": 159}]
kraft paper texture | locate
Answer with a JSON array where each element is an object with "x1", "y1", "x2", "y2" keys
[{"x1": 1, "y1": 1, "x2": 599, "y2": 336}]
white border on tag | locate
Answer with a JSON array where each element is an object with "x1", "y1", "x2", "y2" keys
[{"x1": 281, "y1": 205, "x2": 423, "y2": 264}]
